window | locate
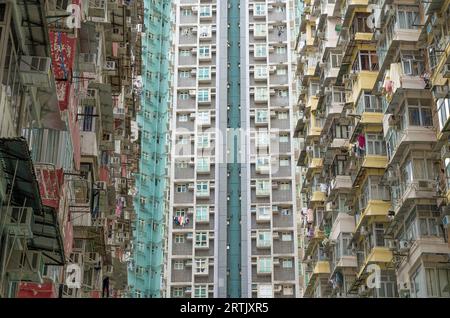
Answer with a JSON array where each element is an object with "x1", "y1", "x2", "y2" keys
[
  {"x1": 195, "y1": 258, "x2": 208, "y2": 274},
  {"x1": 180, "y1": 49, "x2": 191, "y2": 57},
  {"x1": 196, "y1": 205, "x2": 209, "y2": 222},
  {"x1": 179, "y1": 70, "x2": 191, "y2": 78},
  {"x1": 197, "y1": 111, "x2": 210, "y2": 125},
  {"x1": 254, "y1": 65, "x2": 268, "y2": 78},
  {"x1": 140, "y1": 196, "x2": 147, "y2": 205},
  {"x1": 437, "y1": 98, "x2": 450, "y2": 131},
  {"x1": 352, "y1": 50, "x2": 378, "y2": 72},
  {"x1": 254, "y1": 44, "x2": 267, "y2": 57},
  {"x1": 178, "y1": 114, "x2": 188, "y2": 122},
  {"x1": 366, "y1": 134, "x2": 386, "y2": 155},
  {"x1": 173, "y1": 288, "x2": 184, "y2": 297},
  {"x1": 330, "y1": 52, "x2": 342, "y2": 68},
  {"x1": 255, "y1": 87, "x2": 268, "y2": 101},
  {"x1": 194, "y1": 285, "x2": 208, "y2": 298},
  {"x1": 425, "y1": 267, "x2": 450, "y2": 297},
  {"x1": 174, "y1": 261, "x2": 184, "y2": 270},
  {"x1": 256, "y1": 156, "x2": 270, "y2": 171},
  {"x1": 196, "y1": 182, "x2": 209, "y2": 196},
  {"x1": 181, "y1": 9, "x2": 192, "y2": 16},
  {"x1": 254, "y1": 3, "x2": 267, "y2": 16},
  {"x1": 257, "y1": 231, "x2": 272, "y2": 247},
  {"x1": 255, "y1": 109, "x2": 268, "y2": 123},
  {"x1": 257, "y1": 206, "x2": 271, "y2": 220},
  {"x1": 195, "y1": 232, "x2": 208, "y2": 247},
  {"x1": 198, "y1": 89, "x2": 210, "y2": 102},
  {"x1": 277, "y1": 66, "x2": 287, "y2": 75},
  {"x1": 256, "y1": 180, "x2": 270, "y2": 195},
  {"x1": 407, "y1": 99, "x2": 432, "y2": 127},
  {"x1": 176, "y1": 184, "x2": 187, "y2": 193},
  {"x1": 179, "y1": 91, "x2": 189, "y2": 100},
  {"x1": 280, "y1": 158, "x2": 289, "y2": 166},
  {"x1": 281, "y1": 232, "x2": 292, "y2": 241},
  {"x1": 282, "y1": 259, "x2": 293, "y2": 268},
  {"x1": 197, "y1": 133, "x2": 210, "y2": 148},
  {"x1": 279, "y1": 182, "x2": 290, "y2": 191},
  {"x1": 281, "y1": 208, "x2": 291, "y2": 216},
  {"x1": 198, "y1": 67, "x2": 210, "y2": 80},
  {"x1": 278, "y1": 111, "x2": 288, "y2": 119},
  {"x1": 397, "y1": 6, "x2": 420, "y2": 29},
  {"x1": 275, "y1": 46, "x2": 287, "y2": 54},
  {"x1": 197, "y1": 157, "x2": 210, "y2": 172},
  {"x1": 198, "y1": 46, "x2": 211, "y2": 58},
  {"x1": 257, "y1": 257, "x2": 272, "y2": 273},
  {"x1": 176, "y1": 161, "x2": 188, "y2": 169},
  {"x1": 279, "y1": 133, "x2": 289, "y2": 143},
  {"x1": 401, "y1": 51, "x2": 424, "y2": 76},
  {"x1": 254, "y1": 24, "x2": 267, "y2": 37},
  {"x1": 199, "y1": 5, "x2": 211, "y2": 17},
  {"x1": 175, "y1": 234, "x2": 185, "y2": 243}
]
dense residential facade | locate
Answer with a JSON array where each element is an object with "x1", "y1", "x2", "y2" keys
[
  {"x1": 166, "y1": 0, "x2": 300, "y2": 298},
  {"x1": 0, "y1": 0, "x2": 139, "y2": 298},
  {"x1": 295, "y1": 0, "x2": 450, "y2": 298}
]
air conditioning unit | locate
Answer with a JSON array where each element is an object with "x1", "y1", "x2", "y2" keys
[
  {"x1": 1, "y1": 206, "x2": 34, "y2": 238},
  {"x1": 274, "y1": 285, "x2": 282, "y2": 292},
  {"x1": 186, "y1": 233, "x2": 193, "y2": 240},
  {"x1": 360, "y1": 226, "x2": 368, "y2": 236},
  {"x1": 188, "y1": 183, "x2": 195, "y2": 191},
  {"x1": 306, "y1": 146, "x2": 313, "y2": 153},
  {"x1": 358, "y1": 284, "x2": 368, "y2": 296},
  {"x1": 19, "y1": 56, "x2": 52, "y2": 87},
  {"x1": 7, "y1": 251, "x2": 45, "y2": 283}
]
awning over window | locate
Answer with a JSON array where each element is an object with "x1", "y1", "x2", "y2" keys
[{"x1": 0, "y1": 138, "x2": 43, "y2": 215}]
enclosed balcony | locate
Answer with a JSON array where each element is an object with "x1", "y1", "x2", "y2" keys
[
  {"x1": 376, "y1": 5, "x2": 422, "y2": 71},
  {"x1": 390, "y1": 152, "x2": 440, "y2": 215},
  {"x1": 385, "y1": 97, "x2": 436, "y2": 164},
  {"x1": 353, "y1": 175, "x2": 391, "y2": 233}
]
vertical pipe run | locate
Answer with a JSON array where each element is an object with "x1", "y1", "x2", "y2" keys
[{"x1": 227, "y1": 0, "x2": 241, "y2": 298}]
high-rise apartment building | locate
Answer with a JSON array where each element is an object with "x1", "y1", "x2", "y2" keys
[
  {"x1": 128, "y1": 0, "x2": 173, "y2": 298},
  {"x1": 166, "y1": 0, "x2": 300, "y2": 298},
  {"x1": 295, "y1": 0, "x2": 450, "y2": 298}
]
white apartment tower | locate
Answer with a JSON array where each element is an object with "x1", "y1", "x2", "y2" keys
[{"x1": 167, "y1": 0, "x2": 299, "y2": 298}]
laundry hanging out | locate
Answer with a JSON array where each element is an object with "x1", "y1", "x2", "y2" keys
[{"x1": 173, "y1": 215, "x2": 190, "y2": 226}]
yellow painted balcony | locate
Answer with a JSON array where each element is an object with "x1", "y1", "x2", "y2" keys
[
  {"x1": 360, "y1": 112, "x2": 383, "y2": 125},
  {"x1": 362, "y1": 155, "x2": 388, "y2": 169},
  {"x1": 311, "y1": 190, "x2": 326, "y2": 203},
  {"x1": 353, "y1": 32, "x2": 372, "y2": 42},
  {"x1": 357, "y1": 247, "x2": 393, "y2": 278},
  {"x1": 351, "y1": 71, "x2": 378, "y2": 103},
  {"x1": 313, "y1": 261, "x2": 330, "y2": 275},
  {"x1": 310, "y1": 158, "x2": 323, "y2": 169},
  {"x1": 355, "y1": 200, "x2": 390, "y2": 233},
  {"x1": 307, "y1": 96, "x2": 319, "y2": 110}
]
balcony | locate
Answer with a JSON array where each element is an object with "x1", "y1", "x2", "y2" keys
[
  {"x1": 386, "y1": 127, "x2": 437, "y2": 165},
  {"x1": 356, "y1": 247, "x2": 393, "y2": 278},
  {"x1": 330, "y1": 175, "x2": 352, "y2": 193},
  {"x1": 354, "y1": 200, "x2": 391, "y2": 234},
  {"x1": 392, "y1": 180, "x2": 439, "y2": 214},
  {"x1": 305, "y1": 157, "x2": 323, "y2": 179},
  {"x1": 348, "y1": 72, "x2": 378, "y2": 106}
]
